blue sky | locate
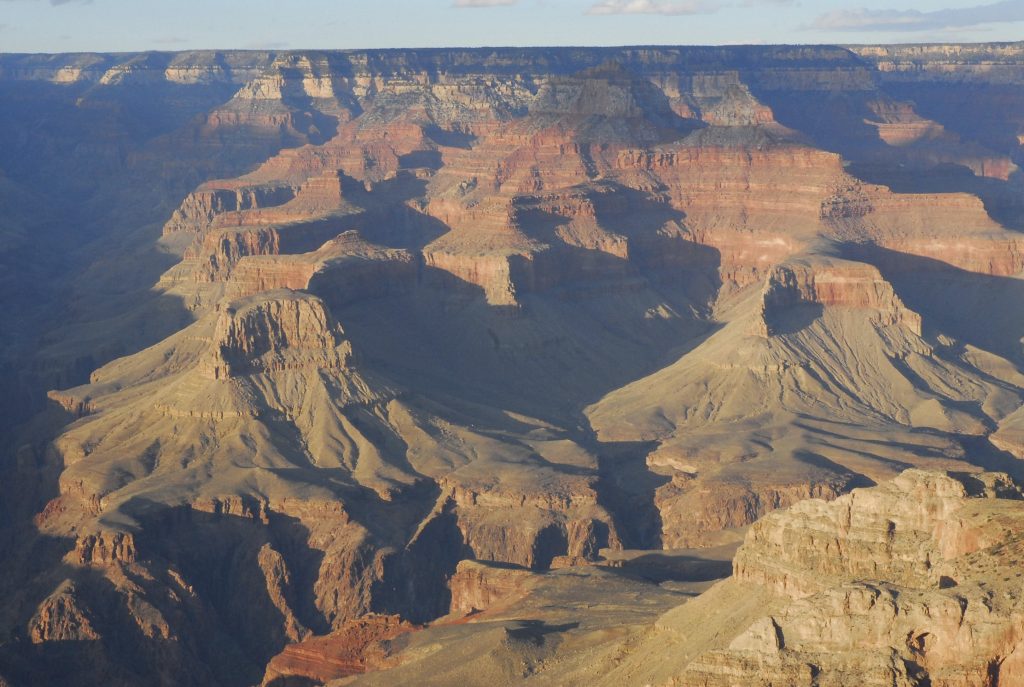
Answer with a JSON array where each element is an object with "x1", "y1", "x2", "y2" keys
[{"x1": 0, "y1": 0, "x2": 1022, "y2": 53}]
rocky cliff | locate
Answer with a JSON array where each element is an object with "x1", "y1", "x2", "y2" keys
[
  {"x1": 3, "y1": 43, "x2": 1024, "y2": 686},
  {"x1": 677, "y1": 470, "x2": 1024, "y2": 687},
  {"x1": 318, "y1": 469, "x2": 1024, "y2": 687}
]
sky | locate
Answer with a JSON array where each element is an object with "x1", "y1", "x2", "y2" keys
[{"x1": 0, "y1": 0, "x2": 1022, "y2": 53}]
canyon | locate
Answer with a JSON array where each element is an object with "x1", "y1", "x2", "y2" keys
[
  {"x1": 0, "y1": 42, "x2": 1023, "y2": 685},
  {"x1": 340, "y1": 469, "x2": 1024, "y2": 686}
]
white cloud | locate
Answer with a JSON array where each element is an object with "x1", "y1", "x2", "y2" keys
[
  {"x1": 587, "y1": 0, "x2": 720, "y2": 14},
  {"x1": 586, "y1": 0, "x2": 791, "y2": 15},
  {"x1": 453, "y1": 0, "x2": 519, "y2": 7},
  {"x1": 812, "y1": 0, "x2": 1024, "y2": 32}
]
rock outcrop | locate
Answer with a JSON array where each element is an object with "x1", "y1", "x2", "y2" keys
[
  {"x1": 447, "y1": 560, "x2": 534, "y2": 616},
  {"x1": 676, "y1": 470, "x2": 1024, "y2": 686},
  {"x1": 204, "y1": 291, "x2": 350, "y2": 379},
  {"x1": 757, "y1": 257, "x2": 922, "y2": 337},
  {"x1": 325, "y1": 471, "x2": 1024, "y2": 686},
  {"x1": 260, "y1": 615, "x2": 415, "y2": 687},
  {"x1": 28, "y1": 581, "x2": 101, "y2": 644}
]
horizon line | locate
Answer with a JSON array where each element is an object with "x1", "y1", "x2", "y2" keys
[{"x1": 2, "y1": 38, "x2": 1023, "y2": 57}]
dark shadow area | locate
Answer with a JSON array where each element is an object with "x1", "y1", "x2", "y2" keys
[
  {"x1": 950, "y1": 469, "x2": 1024, "y2": 500},
  {"x1": 875, "y1": 82, "x2": 1024, "y2": 168},
  {"x1": 792, "y1": 451, "x2": 877, "y2": 491},
  {"x1": 902, "y1": 658, "x2": 933, "y2": 687},
  {"x1": 514, "y1": 182, "x2": 722, "y2": 308},
  {"x1": 763, "y1": 302, "x2": 825, "y2": 336},
  {"x1": 741, "y1": 76, "x2": 1024, "y2": 233},
  {"x1": 423, "y1": 124, "x2": 476, "y2": 149},
  {"x1": 792, "y1": 419, "x2": 947, "y2": 470},
  {"x1": 276, "y1": 66, "x2": 341, "y2": 144},
  {"x1": 372, "y1": 506, "x2": 471, "y2": 624},
  {"x1": 531, "y1": 524, "x2": 571, "y2": 571},
  {"x1": 337, "y1": 246, "x2": 718, "y2": 426},
  {"x1": 126, "y1": 497, "x2": 331, "y2": 648},
  {"x1": 848, "y1": 162, "x2": 1024, "y2": 232},
  {"x1": 397, "y1": 149, "x2": 443, "y2": 171},
  {"x1": 601, "y1": 553, "x2": 732, "y2": 584},
  {"x1": 844, "y1": 244, "x2": 1024, "y2": 365},
  {"x1": 352, "y1": 203, "x2": 451, "y2": 252},
  {"x1": 275, "y1": 216, "x2": 372, "y2": 254},
  {"x1": 0, "y1": 398, "x2": 81, "y2": 525},
  {"x1": 318, "y1": 171, "x2": 451, "y2": 250},
  {"x1": 887, "y1": 356, "x2": 997, "y2": 432},
  {"x1": 237, "y1": 174, "x2": 446, "y2": 263},
  {"x1": 0, "y1": 78, "x2": 238, "y2": 181},
  {"x1": 343, "y1": 406, "x2": 414, "y2": 472},
  {"x1": 265, "y1": 677, "x2": 319, "y2": 687},
  {"x1": 320, "y1": 53, "x2": 365, "y2": 118},
  {"x1": 957, "y1": 436, "x2": 1024, "y2": 485},
  {"x1": 0, "y1": 562, "x2": 228, "y2": 687},
  {"x1": 307, "y1": 252, "x2": 419, "y2": 310},
  {"x1": 742, "y1": 86, "x2": 890, "y2": 159},
  {"x1": 592, "y1": 441, "x2": 668, "y2": 550},
  {"x1": 0, "y1": 497, "x2": 339, "y2": 687},
  {"x1": 0, "y1": 68, "x2": 349, "y2": 437},
  {"x1": 505, "y1": 620, "x2": 580, "y2": 643}
]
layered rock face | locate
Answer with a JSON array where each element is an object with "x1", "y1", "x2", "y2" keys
[
  {"x1": 4, "y1": 44, "x2": 1024, "y2": 686},
  {"x1": 733, "y1": 470, "x2": 1022, "y2": 595},
  {"x1": 260, "y1": 615, "x2": 415, "y2": 687},
  {"x1": 205, "y1": 292, "x2": 351, "y2": 378},
  {"x1": 447, "y1": 560, "x2": 535, "y2": 616},
  {"x1": 758, "y1": 257, "x2": 922, "y2": 336},
  {"x1": 315, "y1": 471, "x2": 1024, "y2": 686},
  {"x1": 676, "y1": 470, "x2": 1024, "y2": 687}
]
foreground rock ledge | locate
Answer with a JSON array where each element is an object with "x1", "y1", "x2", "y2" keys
[
  {"x1": 672, "y1": 469, "x2": 1024, "y2": 687},
  {"x1": 335, "y1": 470, "x2": 1024, "y2": 687}
]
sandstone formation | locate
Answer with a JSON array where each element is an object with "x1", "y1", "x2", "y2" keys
[
  {"x1": 260, "y1": 615, "x2": 415, "y2": 687},
  {"x1": 675, "y1": 470, "x2": 1024, "y2": 686},
  {"x1": 3, "y1": 44, "x2": 1024, "y2": 686},
  {"x1": 447, "y1": 560, "x2": 535, "y2": 617},
  {"x1": 342, "y1": 471, "x2": 1024, "y2": 686}
]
